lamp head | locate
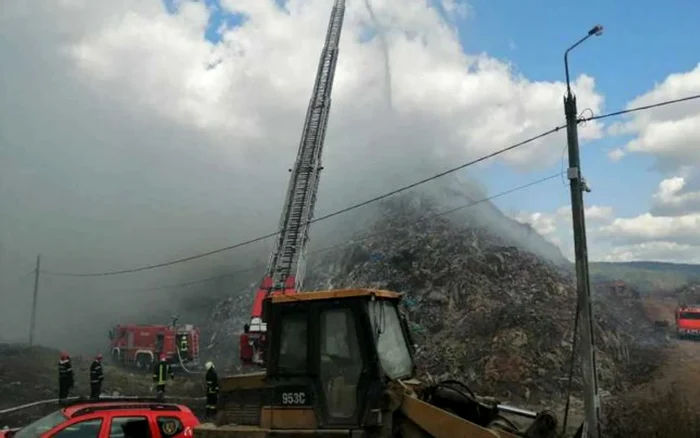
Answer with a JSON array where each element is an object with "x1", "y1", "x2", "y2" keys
[{"x1": 588, "y1": 25, "x2": 604, "y2": 37}]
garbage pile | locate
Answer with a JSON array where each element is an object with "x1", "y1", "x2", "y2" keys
[
  {"x1": 205, "y1": 192, "x2": 665, "y2": 404},
  {"x1": 303, "y1": 195, "x2": 665, "y2": 403}
]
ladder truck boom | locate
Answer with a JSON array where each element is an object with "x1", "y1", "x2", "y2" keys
[{"x1": 242, "y1": 0, "x2": 346, "y2": 365}]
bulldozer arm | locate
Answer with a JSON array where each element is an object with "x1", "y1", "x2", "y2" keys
[{"x1": 393, "y1": 380, "x2": 558, "y2": 438}]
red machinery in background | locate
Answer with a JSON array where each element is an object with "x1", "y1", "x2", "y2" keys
[
  {"x1": 675, "y1": 305, "x2": 700, "y2": 339},
  {"x1": 109, "y1": 316, "x2": 200, "y2": 371}
]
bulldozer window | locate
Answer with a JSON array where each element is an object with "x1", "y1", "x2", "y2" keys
[
  {"x1": 368, "y1": 300, "x2": 413, "y2": 380},
  {"x1": 319, "y1": 308, "x2": 363, "y2": 419},
  {"x1": 278, "y1": 312, "x2": 308, "y2": 373}
]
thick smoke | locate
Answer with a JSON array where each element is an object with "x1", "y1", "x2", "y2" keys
[
  {"x1": 363, "y1": 0, "x2": 393, "y2": 109},
  {"x1": 0, "y1": 0, "x2": 595, "y2": 353}
]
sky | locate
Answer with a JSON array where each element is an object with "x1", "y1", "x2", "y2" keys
[{"x1": 1, "y1": 0, "x2": 699, "y2": 346}]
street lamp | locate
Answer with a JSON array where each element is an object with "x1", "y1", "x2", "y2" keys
[
  {"x1": 565, "y1": 25, "x2": 604, "y2": 95},
  {"x1": 563, "y1": 24, "x2": 603, "y2": 438}
]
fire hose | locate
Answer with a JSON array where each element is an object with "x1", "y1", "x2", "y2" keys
[{"x1": 175, "y1": 345, "x2": 203, "y2": 375}]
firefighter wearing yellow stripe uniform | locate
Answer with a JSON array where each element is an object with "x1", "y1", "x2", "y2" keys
[{"x1": 152, "y1": 354, "x2": 174, "y2": 401}]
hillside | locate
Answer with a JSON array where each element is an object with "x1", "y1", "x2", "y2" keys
[{"x1": 590, "y1": 261, "x2": 700, "y2": 294}]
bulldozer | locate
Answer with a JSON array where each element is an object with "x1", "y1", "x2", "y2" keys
[{"x1": 194, "y1": 288, "x2": 563, "y2": 437}]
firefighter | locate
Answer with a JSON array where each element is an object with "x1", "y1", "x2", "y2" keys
[
  {"x1": 89, "y1": 354, "x2": 104, "y2": 400},
  {"x1": 240, "y1": 323, "x2": 253, "y2": 365},
  {"x1": 179, "y1": 335, "x2": 189, "y2": 360},
  {"x1": 204, "y1": 361, "x2": 219, "y2": 420},
  {"x1": 58, "y1": 352, "x2": 74, "y2": 403},
  {"x1": 152, "y1": 354, "x2": 174, "y2": 401}
]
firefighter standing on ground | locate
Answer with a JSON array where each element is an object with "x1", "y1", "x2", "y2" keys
[
  {"x1": 89, "y1": 354, "x2": 104, "y2": 400},
  {"x1": 58, "y1": 352, "x2": 74, "y2": 403},
  {"x1": 204, "y1": 361, "x2": 219, "y2": 420},
  {"x1": 153, "y1": 354, "x2": 174, "y2": 401}
]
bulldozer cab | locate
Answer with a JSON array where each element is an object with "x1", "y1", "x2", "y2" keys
[
  {"x1": 265, "y1": 289, "x2": 414, "y2": 425},
  {"x1": 206, "y1": 289, "x2": 416, "y2": 433}
]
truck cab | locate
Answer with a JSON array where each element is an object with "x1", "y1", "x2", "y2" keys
[{"x1": 676, "y1": 305, "x2": 700, "y2": 339}]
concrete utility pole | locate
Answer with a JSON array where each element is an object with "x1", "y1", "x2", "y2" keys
[
  {"x1": 29, "y1": 254, "x2": 41, "y2": 346},
  {"x1": 564, "y1": 25, "x2": 603, "y2": 438}
]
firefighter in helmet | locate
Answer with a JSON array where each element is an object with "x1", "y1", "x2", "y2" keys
[
  {"x1": 89, "y1": 353, "x2": 104, "y2": 400},
  {"x1": 179, "y1": 335, "x2": 189, "y2": 361},
  {"x1": 204, "y1": 361, "x2": 219, "y2": 420},
  {"x1": 58, "y1": 352, "x2": 74, "y2": 403},
  {"x1": 152, "y1": 354, "x2": 174, "y2": 401}
]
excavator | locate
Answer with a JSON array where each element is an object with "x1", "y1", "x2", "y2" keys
[{"x1": 197, "y1": 0, "x2": 580, "y2": 436}]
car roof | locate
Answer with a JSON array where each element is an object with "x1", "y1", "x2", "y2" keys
[{"x1": 63, "y1": 400, "x2": 186, "y2": 418}]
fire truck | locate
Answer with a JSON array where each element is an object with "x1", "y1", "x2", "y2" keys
[
  {"x1": 675, "y1": 304, "x2": 700, "y2": 339},
  {"x1": 109, "y1": 316, "x2": 200, "y2": 371}
]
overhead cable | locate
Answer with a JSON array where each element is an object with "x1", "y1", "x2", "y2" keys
[
  {"x1": 42, "y1": 92, "x2": 700, "y2": 278},
  {"x1": 43, "y1": 127, "x2": 565, "y2": 277},
  {"x1": 106, "y1": 172, "x2": 563, "y2": 294}
]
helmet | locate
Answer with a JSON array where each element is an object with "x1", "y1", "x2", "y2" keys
[
  {"x1": 95, "y1": 354, "x2": 103, "y2": 361},
  {"x1": 205, "y1": 361, "x2": 214, "y2": 370}
]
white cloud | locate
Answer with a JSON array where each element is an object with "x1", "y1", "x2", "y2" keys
[
  {"x1": 597, "y1": 241, "x2": 700, "y2": 264},
  {"x1": 512, "y1": 204, "x2": 614, "y2": 259},
  {"x1": 651, "y1": 176, "x2": 700, "y2": 216},
  {"x1": 607, "y1": 147, "x2": 625, "y2": 162},
  {"x1": 516, "y1": 177, "x2": 700, "y2": 262},
  {"x1": 609, "y1": 63, "x2": 700, "y2": 171}
]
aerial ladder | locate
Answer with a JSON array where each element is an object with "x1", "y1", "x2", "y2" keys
[{"x1": 240, "y1": 0, "x2": 346, "y2": 365}]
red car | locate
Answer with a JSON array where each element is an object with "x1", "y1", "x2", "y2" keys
[{"x1": 0, "y1": 399, "x2": 199, "y2": 438}]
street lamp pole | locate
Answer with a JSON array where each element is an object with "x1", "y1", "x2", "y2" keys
[{"x1": 564, "y1": 24, "x2": 603, "y2": 438}]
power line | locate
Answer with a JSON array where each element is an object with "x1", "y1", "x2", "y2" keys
[
  {"x1": 42, "y1": 92, "x2": 700, "y2": 278},
  {"x1": 579, "y1": 93, "x2": 700, "y2": 122},
  {"x1": 43, "y1": 127, "x2": 565, "y2": 278},
  {"x1": 106, "y1": 172, "x2": 563, "y2": 294}
]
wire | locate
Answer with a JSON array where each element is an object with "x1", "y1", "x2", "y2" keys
[
  {"x1": 102, "y1": 172, "x2": 563, "y2": 295},
  {"x1": 578, "y1": 93, "x2": 700, "y2": 123},
  {"x1": 41, "y1": 92, "x2": 700, "y2": 278},
  {"x1": 42, "y1": 127, "x2": 565, "y2": 278}
]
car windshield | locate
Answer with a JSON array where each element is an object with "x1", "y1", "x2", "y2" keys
[
  {"x1": 13, "y1": 410, "x2": 68, "y2": 438},
  {"x1": 680, "y1": 312, "x2": 700, "y2": 320}
]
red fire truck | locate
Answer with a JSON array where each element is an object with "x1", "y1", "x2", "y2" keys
[
  {"x1": 109, "y1": 317, "x2": 200, "y2": 370},
  {"x1": 675, "y1": 305, "x2": 700, "y2": 339}
]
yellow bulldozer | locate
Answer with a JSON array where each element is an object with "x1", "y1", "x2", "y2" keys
[{"x1": 194, "y1": 288, "x2": 568, "y2": 438}]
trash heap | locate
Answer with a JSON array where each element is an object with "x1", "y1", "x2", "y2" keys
[
  {"x1": 303, "y1": 194, "x2": 666, "y2": 404},
  {"x1": 206, "y1": 192, "x2": 666, "y2": 404}
]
